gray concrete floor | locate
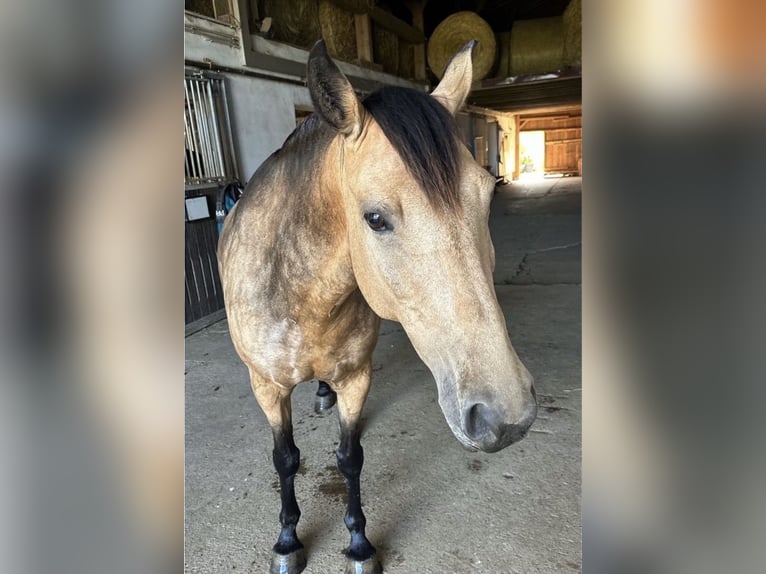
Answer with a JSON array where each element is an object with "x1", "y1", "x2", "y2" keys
[{"x1": 185, "y1": 177, "x2": 581, "y2": 573}]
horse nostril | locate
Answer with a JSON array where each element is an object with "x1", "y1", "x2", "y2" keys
[{"x1": 464, "y1": 403, "x2": 498, "y2": 442}]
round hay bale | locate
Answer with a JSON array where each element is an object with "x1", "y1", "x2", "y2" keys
[
  {"x1": 374, "y1": 22, "x2": 400, "y2": 75},
  {"x1": 262, "y1": 0, "x2": 321, "y2": 48},
  {"x1": 318, "y1": 1, "x2": 357, "y2": 62},
  {"x1": 510, "y1": 16, "x2": 564, "y2": 75},
  {"x1": 563, "y1": 0, "x2": 582, "y2": 67},
  {"x1": 427, "y1": 11, "x2": 496, "y2": 80}
]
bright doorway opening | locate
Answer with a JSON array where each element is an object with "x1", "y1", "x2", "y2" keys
[{"x1": 519, "y1": 130, "x2": 545, "y2": 180}]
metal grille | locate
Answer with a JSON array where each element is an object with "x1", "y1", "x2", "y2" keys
[{"x1": 184, "y1": 73, "x2": 237, "y2": 184}]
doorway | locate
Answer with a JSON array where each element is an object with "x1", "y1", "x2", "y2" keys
[{"x1": 519, "y1": 130, "x2": 545, "y2": 180}]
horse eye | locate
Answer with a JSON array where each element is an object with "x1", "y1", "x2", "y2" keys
[{"x1": 363, "y1": 212, "x2": 389, "y2": 232}]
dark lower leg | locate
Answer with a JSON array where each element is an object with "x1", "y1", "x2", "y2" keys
[
  {"x1": 272, "y1": 428, "x2": 303, "y2": 555},
  {"x1": 315, "y1": 380, "x2": 337, "y2": 414},
  {"x1": 317, "y1": 380, "x2": 334, "y2": 398},
  {"x1": 336, "y1": 424, "x2": 376, "y2": 561}
]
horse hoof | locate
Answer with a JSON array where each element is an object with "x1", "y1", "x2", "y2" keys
[
  {"x1": 344, "y1": 554, "x2": 382, "y2": 574},
  {"x1": 270, "y1": 548, "x2": 307, "y2": 574},
  {"x1": 314, "y1": 392, "x2": 337, "y2": 415}
]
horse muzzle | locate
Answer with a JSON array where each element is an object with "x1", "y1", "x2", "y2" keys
[{"x1": 459, "y1": 386, "x2": 538, "y2": 453}]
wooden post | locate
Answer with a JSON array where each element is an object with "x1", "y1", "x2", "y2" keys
[
  {"x1": 406, "y1": 1, "x2": 426, "y2": 80},
  {"x1": 513, "y1": 114, "x2": 520, "y2": 181},
  {"x1": 329, "y1": 0, "x2": 425, "y2": 44},
  {"x1": 355, "y1": 13, "x2": 373, "y2": 63}
]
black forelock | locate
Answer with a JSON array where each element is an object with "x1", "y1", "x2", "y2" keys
[{"x1": 363, "y1": 86, "x2": 462, "y2": 211}]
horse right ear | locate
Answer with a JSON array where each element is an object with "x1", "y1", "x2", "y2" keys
[
  {"x1": 430, "y1": 40, "x2": 476, "y2": 116},
  {"x1": 307, "y1": 40, "x2": 363, "y2": 138}
]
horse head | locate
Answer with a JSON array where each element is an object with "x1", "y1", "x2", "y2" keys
[{"x1": 307, "y1": 41, "x2": 537, "y2": 453}]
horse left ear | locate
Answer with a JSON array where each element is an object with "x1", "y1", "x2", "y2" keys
[
  {"x1": 307, "y1": 40, "x2": 363, "y2": 138},
  {"x1": 430, "y1": 40, "x2": 476, "y2": 116}
]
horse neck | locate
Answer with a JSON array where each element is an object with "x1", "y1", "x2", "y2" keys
[{"x1": 288, "y1": 134, "x2": 357, "y2": 305}]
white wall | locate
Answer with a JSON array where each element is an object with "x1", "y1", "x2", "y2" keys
[
  {"x1": 497, "y1": 116, "x2": 516, "y2": 178},
  {"x1": 223, "y1": 73, "x2": 313, "y2": 184}
]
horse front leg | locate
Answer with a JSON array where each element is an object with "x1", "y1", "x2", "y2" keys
[
  {"x1": 251, "y1": 380, "x2": 307, "y2": 574},
  {"x1": 333, "y1": 366, "x2": 382, "y2": 574}
]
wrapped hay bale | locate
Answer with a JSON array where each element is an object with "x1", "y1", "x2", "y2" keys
[
  {"x1": 373, "y1": 22, "x2": 400, "y2": 75},
  {"x1": 262, "y1": 0, "x2": 321, "y2": 48},
  {"x1": 563, "y1": 0, "x2": 582, "y2": 67},
  {"x1": 318, "y1": 1, "x2": 357, "y2": 62},
  {"x1": 510, "y1": 16, "x2": 564, "y2": 75},
  {"x1": 427, "y1": 11, "x2": 496, "y2": 80}
]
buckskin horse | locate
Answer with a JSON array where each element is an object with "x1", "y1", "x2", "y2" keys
[{"x1": 218, "y1": 40, "x2": 537, "y2": 574}]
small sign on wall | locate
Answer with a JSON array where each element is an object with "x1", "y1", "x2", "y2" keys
[{"x1": 185, "y1": 196, "x2": 210, "y2": 221}]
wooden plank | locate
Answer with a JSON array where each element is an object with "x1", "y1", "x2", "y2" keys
[
  {"x1": 189, "y1": 221, "x2": 212, "y2": 319},
  {"x1": 514, "y1": 114, "x2": 521, "y2": 181},
  {"x1": 405, "y1": 1, "x2": 426, "y2": 80},
  {"x1": 185, "y1": 272, "x2": 194, "y2": 324},
  {"x1": 184, "y1": 221, "x2": 196, "y2": 322},
  {"x1": 202, "y1": 215, "x2": 225, "y2": 310},
  {"x1": 354, "y1": 13, "x2": 373, "y2": 63},
  {"x1": 327, "y1": 0, "x2": 425, "y2": 44},
  {"x1": 185, "y1": 230, "x2": 204, "y2": 322},
  {"x1": 546, "y1": 137, "x2": 582, "y2": 145},
  {"x1": 468, "y1": 76, "x2": 582, "y2": 112}
]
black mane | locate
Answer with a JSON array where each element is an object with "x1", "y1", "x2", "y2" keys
[
  {"x1": 363, "y1": 87, "x2": 462, "y2": 211},
  {"x1": 254, "y1": 87, "x2": 462, "y2": 212}
]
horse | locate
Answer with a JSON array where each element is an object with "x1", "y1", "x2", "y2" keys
[{"x1": 218, "y1": 40, "x2": 537, "y2": 574}]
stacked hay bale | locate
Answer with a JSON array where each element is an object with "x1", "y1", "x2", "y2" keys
[
  {"x1": 261, "y1": 0, "x2": 321, "y2": 48},
  {"x1": 427, "y1": 11, "x2": 497, "y2": 80},
  {"x1": 318, "y1": 0, "x2": 357, "y2": 61},
  {"x1": 398, "y1": 40, "x2": 415, "y2": 78},
  {"x1": 509, "y1": 16, "x2": 564, "y2": 75},
  {"x1": 430, "y1": 0, "x2": 581, "y2": 79},
  {"x1": 373, "y1": 22, "x2": 400, "y2": 75},
  {"x1": 562, "y1": 0, "x2": 582, "y2": 67}
]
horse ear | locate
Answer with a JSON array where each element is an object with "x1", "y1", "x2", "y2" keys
[
  {"x1": 430, "y1": 40, "x2": 476, "y2": 116},
  {"x1": 307, "y1": 40, "x2": 363, "y2": 138}
]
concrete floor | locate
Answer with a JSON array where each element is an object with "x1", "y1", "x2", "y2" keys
[{"x1": 185, "y1": 177, "x2": 581, "y2": 573}]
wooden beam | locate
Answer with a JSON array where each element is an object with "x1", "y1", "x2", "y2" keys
[
  {"x1": 513, "y1": 114, "x2": 520, "y2": 181},
  {"x1": 328, "y1": 0, "x2": 425, "y2": 44},
  {"x1": 355, "y1": 13, "x2": 373, "y2": 63},
  {"x1": 406, "y1": 1, "x2": 427, "y2": 80},
  {"x1": 546, "y1": 137, "x2": 582, "y2": 145}
]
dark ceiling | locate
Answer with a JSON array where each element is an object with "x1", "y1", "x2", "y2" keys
[{"x1": 379, "y1": 0, "x2": 572, "y2": 36}]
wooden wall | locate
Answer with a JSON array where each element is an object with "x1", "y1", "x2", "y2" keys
[
  {"x1": 519, "y1": 107, "x2": 581, "y2": 175},
  {"x1": 185, "y1": 186, "x2": 226, "y2": 324}
]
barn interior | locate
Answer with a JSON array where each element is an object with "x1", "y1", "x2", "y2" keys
[{"x1": 184, "y1": 1, "x2": 581, "y2": 572}]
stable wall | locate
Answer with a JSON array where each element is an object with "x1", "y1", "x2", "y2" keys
[{"x1": 222, "y1": 73, "x2": 313, "y2": 184}]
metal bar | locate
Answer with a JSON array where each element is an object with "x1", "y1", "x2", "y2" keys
[
  {"x1": 199, "y1": 79, "x2": 220, "y2": 179},
  {"x1": 199, "y1": 79, "x2": 217, "y2": 179},
  {"x1": 188, "y1": 78, "x2": 203, "y2": 179},
  {"x1": 184, "y1": 72, "x2": 237, "y2": 185},
  {"x1": 184, "y1": 79, "x2": 203, "y2": 181},
  {"x1": 184, "y1": 114, "x2": 193, "y2": 179},
  {"x1": 191, "y1": 79, "x2": 211, "y2": 179},
  {"x1": 218, "y1": 77, "x2": 239, "y2": 181},
  {"x1": 183, "y1": 79, "x2": 195, "y2": 180},
  {"x1": 206, "y1": 79, "x2": 225, "y2": 178}
]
